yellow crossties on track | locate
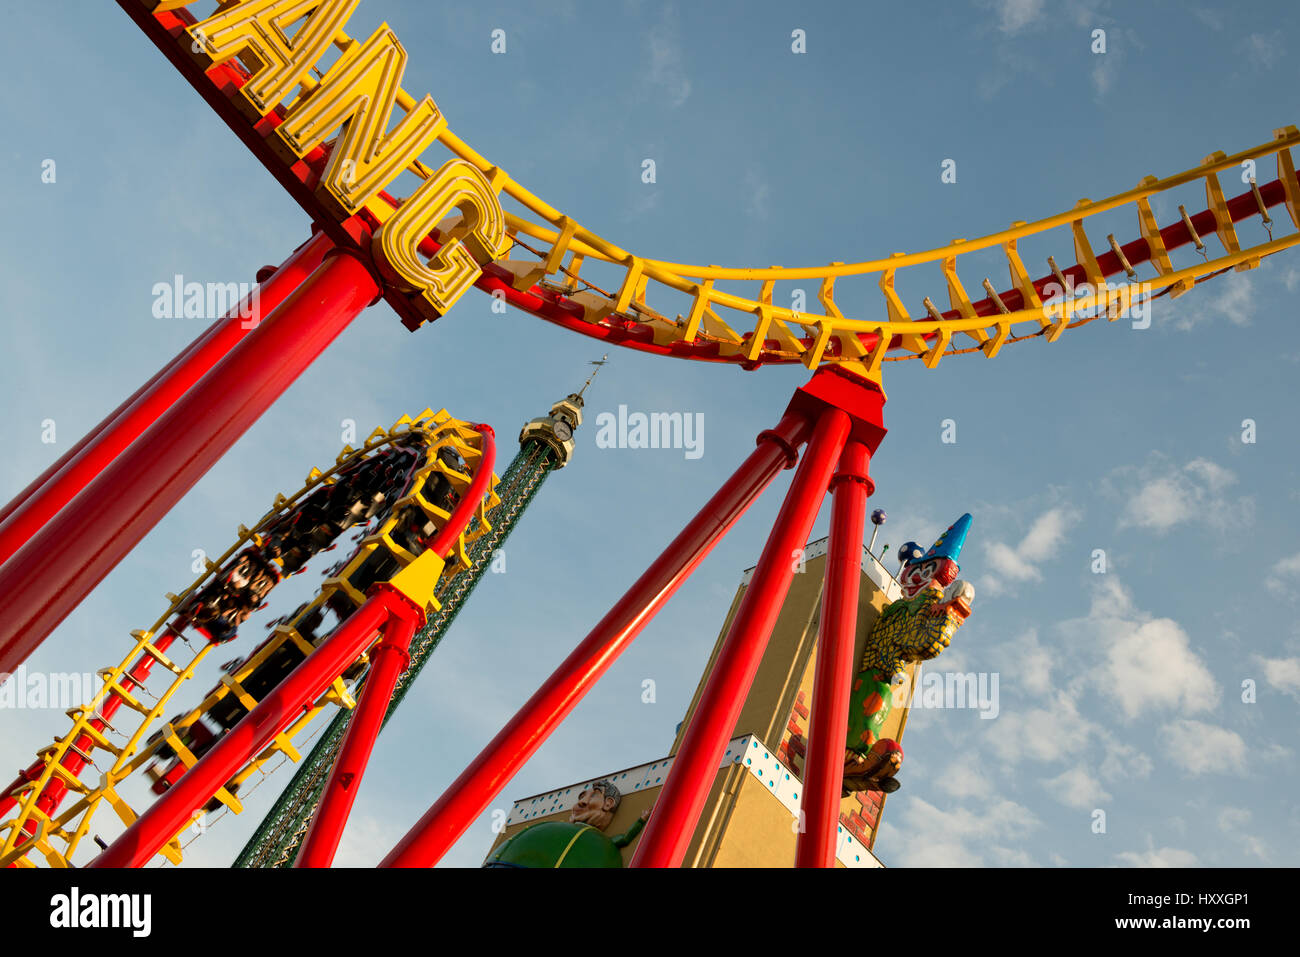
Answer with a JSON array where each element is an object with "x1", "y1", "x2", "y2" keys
[
  {"x1": 135, "y1": 2, "x2": 1299, "y2": 382},
  {"x1": 0, "y1": 410, "x2": 499, "y2": 868}
]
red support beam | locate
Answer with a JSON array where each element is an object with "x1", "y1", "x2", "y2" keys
[
  {"x1": 631, "y1": 407, "x2": 851, "y2": 868},
  {"x1": 80, "y1": 419, "x2": 490, "y2": 868},
  {"x1": 292, "y1": 422, "x2": 496, "y2": 868},
  {"x1": 377, "y1": 411, "x2": 813, "y2": 868},
  {"x1": 0, "y1": 247, "x2": 380, "y2": 676},
  {"x1": 89, "y1": 591, "x2": 401, "y2": 869},
  {"x1": 0, "y1": 233, "x2": 332, "y2": 568},
  {"x1": 127, "y1": 3, "x2": 1300, "y2": 365},
  {"x1": 295, "y1": 612, "x2": 416, "y2": 869},
  {"x1": 428, "y1": 425, "x2": 497, "y2": 558},
  {"x1": 0, "y1": 623, "x2": 184, "y2": 824},
  {"x1": 795, "y1": 437, "x2": 873, "y2": 867}
]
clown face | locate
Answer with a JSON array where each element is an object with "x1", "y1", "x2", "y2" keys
[
  {"x1": 568, "y1": 784, "x2": 617, "y2": 829},
  {"x1": 899, "y1": 557, "x2": 958, "y2": 598}
]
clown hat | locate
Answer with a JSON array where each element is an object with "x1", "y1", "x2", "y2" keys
[{"x1": 917, "y1": 513, "x2": 972, "y2": 568}]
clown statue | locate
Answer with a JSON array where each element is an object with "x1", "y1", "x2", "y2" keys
[
  {"x1": 483, "y1": 779, "x2": 651, "y2": 868},
  {"x1": 842, "y1": 513, "x2": 975, "y2": 794}
]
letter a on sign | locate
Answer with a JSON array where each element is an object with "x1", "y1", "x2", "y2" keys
[{"x1": 188, "y1": 0, "x2": 363, "y2": 122}]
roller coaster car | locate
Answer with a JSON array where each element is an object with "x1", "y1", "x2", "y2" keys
[
  {"x1": 178, "y1": 546, "x2": 283, "y2": 644},
  {"x1": 143, "y1": 443, "x2": 454, "y2": 806},
  {"x1": 144, "y1": 719, "x2": 217, "y2": 787},
  {"x1": 145, "y1": 601, "x2": 367, "y2": 805}
]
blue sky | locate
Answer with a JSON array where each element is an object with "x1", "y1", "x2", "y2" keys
[{"x1": 1, "y1": 0, "x2": 1298, "y2": 867}]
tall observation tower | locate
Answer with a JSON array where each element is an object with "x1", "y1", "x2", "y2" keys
[{"x1": 234, "y1": 366, "x2": 604, "y2": 867}]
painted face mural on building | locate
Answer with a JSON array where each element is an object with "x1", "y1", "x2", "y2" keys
[{"x1": 484, "y1": 780, "x2": 651, "y2": 868}]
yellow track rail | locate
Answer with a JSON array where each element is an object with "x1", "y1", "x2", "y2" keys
[
  {"x1": 460, "y1": 128, "x2": 1300, "y2": 379},
  {"x1": 0, "y1": 409, "x2": 500, "y2": 868},
  {"x1": 154, "y1": 4, "x2": 1300, "y2": 381}
]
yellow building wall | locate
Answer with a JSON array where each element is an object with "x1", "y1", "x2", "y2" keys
[
  {"x1": 485, "y1": 765, "x2": 873, "y2": 868},
  {"x1": 487, "y1": 544, "x2": 906, "y2": 867},
  {"x1": 672, "y1": 547, "x2": 908, "y2": 853}
]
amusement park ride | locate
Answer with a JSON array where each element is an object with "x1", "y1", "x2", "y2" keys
[{"x1": 0, "y1": 0, "x2": 1298, "y2": 869}]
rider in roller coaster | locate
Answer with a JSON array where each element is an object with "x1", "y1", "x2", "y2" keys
[{"x1": 144, "y1": 439, "x2": 466, "y2": 797}]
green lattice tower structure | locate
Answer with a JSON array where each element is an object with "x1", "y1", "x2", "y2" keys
[{"x1": 233, "y1": 386, "x2": 594, "y2": 868}]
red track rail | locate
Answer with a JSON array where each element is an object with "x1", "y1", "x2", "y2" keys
[{"x1": 123, "y1": 4, "x2": 1300, "y2": 368}]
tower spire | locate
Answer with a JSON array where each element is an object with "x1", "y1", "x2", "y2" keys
[
  {"x1": 576, "y1": 354, "x2": 609, "y2": 400},
  {"x1": 234, "y1": 387, "x2": 593, "y2": 867}
]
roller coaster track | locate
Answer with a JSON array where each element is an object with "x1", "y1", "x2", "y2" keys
[
  {"x1": 474, "y1": 129, "x2": 1300, "y2": 379},
  {"x1": 0, "y1": 410, "x2": 500, "y2": 867},
  {"x1": 133, "y1": 3, "x2": 1300, "y2": 383},
  {"x1": 6, "y1": 1, "x2": 1288, "y2": 869},
  {"x1": 234, "y1": 442, "x2": 556, "y2": 868}
]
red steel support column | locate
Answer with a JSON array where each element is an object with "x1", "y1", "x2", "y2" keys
[
  {"x1": 631, "y1": 407, "x2": 852, "y2": 868},
  {"x1": 294, "y1": 613, "x2": 417, "y2": 868},
  {"x1": 378, "y1": 412, "x2": 813, "y2": 868},
  {"x1": 4, "y1": 425, "x2": 492, "y2": 845},
  {"x1": 0, "y1": 233, "x2": 332, "y2": 566},
  {"x1": 0, "y1": 623, "x2": 184, "y2": 822},
  {"x1": 794, "y1": 438, "x2": 873, "y2": 867},
  {"x1": 292, "y1": 424, "x2": 495, "y2": 869},
  {"x1": 0, "y1": 248, "x2": 379, "y2": 675},
  {"x1": 89, "y1": 592, "x2": 397, "y2": 869}
]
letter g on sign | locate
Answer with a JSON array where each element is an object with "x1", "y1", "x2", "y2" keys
[{"x1": 373, "y1": 158, "x2": 511, "y2": 316}]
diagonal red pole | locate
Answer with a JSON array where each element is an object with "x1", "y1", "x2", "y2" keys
[
  {"x1": 630, "y1": 406, "x2": 851, "y2": 867},
  {"x1": 293, "y1": 424, "x2": 496, "y2": 869},
  {"x1": 0, "y1": 247, "x2": 379, "y2": 676},
  {"x1": 88, "y1": 591, "x2": 401, "y2": 869},
  {"x1": 795, "y1": 437, "x2": 873, "y2": 867},
  {"x1": 294, "y1": 612, "x2": 416, "y2": 868},
  {"x1": 0, "y1": 233, "x2": 332, "y2": 568},
  {"x1": 378, "y1": 411, "x2": 813, "y2": 868},
  {"x1": 84, "y1": 423, "x2": 493, "y2": 868}
]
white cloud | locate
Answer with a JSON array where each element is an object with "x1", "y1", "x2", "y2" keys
[
  {"x1": 1264, "y1": 553, "x2": 1300, "y2": 599},
  {"x1": 1104, "y1": 616, "x2": 1218, "y2": 719},
  {"x1": 1123, "y1": 476, "x2": 1196, "y2": 531},
  {"x1": 646, "y1": 7, "x2": 691, "y2": 108},
  {"x1": 1183, "y1": 458, "x2": 1235, "y2": 493},
  {"x1": 1258, "y1": 742, "x2": 1294, "y2": 764},
  {"x1": 984, "y1": 690, "x2": 1094, "y2": 765},
  {"x1": 1099, "y1": 738, "x2": 1154, "y2": 781},
  {"x1": 994, "y1": 0, "x2": 1045, "y2": 34},
  {"x1": 1062, "y1": 578, "x2": 1219, "y2": 719},
  {"x1": 1110, "y1": 455, "x2": 1251, "y2": 535},
  {"x1": 1217, "y1": 805, "x2": 1269, "y2": 860},
  {"x1": 1217, "y1": 806, "x2": 1250, "y2": 831},
  {"x1": 1159, "y1": 719, "x2": 1247, "y2": 775},
  {"x1": 333, "y1": 813, "x2": 405, "y2": 868},
  {"x1": 1192, "y1": 7, "x2": 1223, "y2": 30},
  {"x1": 1164, "y1": 271, "x2": 1255, "y2": 330},
  {"x1": 1116, "y1": 843, "x2": 1199, "y2": 867},
  {"x1": 1090, "y1": 60, "x2": 1113, "y2": 96},
  {"x1": 1240, "y1": 31, "x2": 1284, "y2": 69},
  {"x1": 887, "y1": 796, "x2": 1042, "y2": 867},
  {"x1": 1021, "y1": 507, "x2": 1078, "y2": 561},
  {"x1": 1014, "y1": 629, "x2": 1054, "y2": 697},
  {"x1": 985, "y1": 542, "x2": 1039, "y2": 584},
  {"x1": 1257, "y1": 656, "x2": 1300, "y2": 699},
  {"x1": 935, "y1": 754, "x2": 995, "y2": 800},
  {"x1": 742, "y1": 169, "x2": 771, "y2": 221},
  {"x1": 1042, "y1": 765, "x2": 1112, "y2": 810},
  {"x1": 982, "y1": 506, "x2": 1081, "y2": 595},
  {"x1": 901, "y1": 838, "x2": 985, "y2": 867}
]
